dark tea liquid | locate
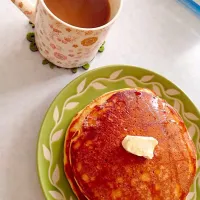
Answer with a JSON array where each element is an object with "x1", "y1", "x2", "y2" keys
[{"x1": 44, "y1": 0, "x2": 111, "y2": 28}]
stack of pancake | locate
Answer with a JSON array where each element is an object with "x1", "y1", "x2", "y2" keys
[{"x1": 64, "y1": 88, "x2": 196, "y2": 200}]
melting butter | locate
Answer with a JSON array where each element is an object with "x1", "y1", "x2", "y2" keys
[{"x1": 122, "y1": 135, "x2": 158, "y2": 159}]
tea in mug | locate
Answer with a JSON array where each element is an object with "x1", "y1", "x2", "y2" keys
[{"x1": 44, "y1": 0, "x2": 111, "y2": 28}]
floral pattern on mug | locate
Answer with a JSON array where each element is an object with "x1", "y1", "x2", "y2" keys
[
  {"x1": 54, "y1": 52, "x2": 67, "y2": 60},
  {"x1": 50, "y1": 43, "x2": 56, "y2": 49},
  {"x1": 12, "y1": 0, "x2": 119, "y2": 68},
  {"x1": 81, "y1": 37, "x2": 98, "y2": 46}
]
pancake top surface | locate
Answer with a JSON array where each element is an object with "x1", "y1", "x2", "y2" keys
[{"x1": 67, "y1": 89, "x2": 196, "y2": 200}]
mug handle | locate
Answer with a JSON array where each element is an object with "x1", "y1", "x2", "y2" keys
[{"x1": 11, "y1": 0, "x2": 36, "y2": 23}]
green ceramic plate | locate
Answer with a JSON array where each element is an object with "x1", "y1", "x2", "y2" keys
[{"x1": 37, "y1": 65, "x2": 200, "y2": 200}]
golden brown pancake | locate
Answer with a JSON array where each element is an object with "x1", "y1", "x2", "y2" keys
[{"x1": 64, "y1": 88, "x2": 196, "y2": 200}]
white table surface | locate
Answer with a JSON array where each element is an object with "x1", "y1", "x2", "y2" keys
[{"x1": 0, "y1": 0, "x2": 200, "y2": 199}]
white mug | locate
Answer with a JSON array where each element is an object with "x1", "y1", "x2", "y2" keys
[{"x1": 11, "y1": 0, "x2": 123, "y2": 68}]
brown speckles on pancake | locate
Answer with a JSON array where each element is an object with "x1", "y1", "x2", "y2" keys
[
  {"x1": 82, "y1": 174, "x2": 89, "y2": 182},
  {"x1": 111, "y1": 189, "x2": 122, "y2": 199},
  {"x1": 116, "y1": 177, "x2": 123, "y2": 184},
  {"x1": 141, "y1": 173, "x2": 151, "y2": 182},
  {"x1": 77, "y1": 162, "x2": 82, "y2": 172},
  {"x1": 73, "y1": 141, "x2": 80, "y2": 150}
]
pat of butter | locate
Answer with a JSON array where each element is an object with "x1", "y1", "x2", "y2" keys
[{"x1": 122, "y1": 135, "x2": 158, "y2": 159}]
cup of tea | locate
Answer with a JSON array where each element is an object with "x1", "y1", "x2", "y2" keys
[{"x1": 11, "y1": 0, "x2": 123, "y2": 68}]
